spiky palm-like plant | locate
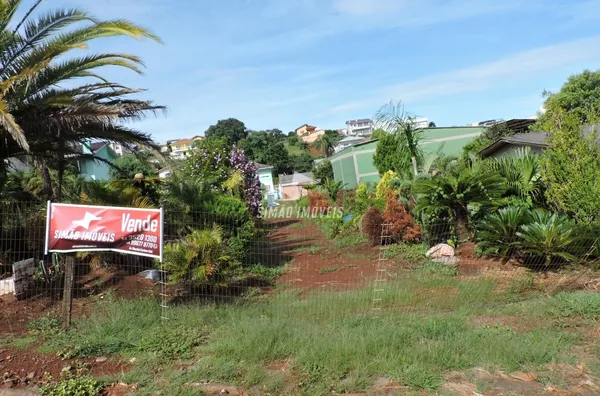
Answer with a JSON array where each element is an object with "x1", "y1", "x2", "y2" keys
[
  {"x1": 163, "y1": 225, "x2": 233, "y2": 286},
  {"x1": 413, "y1": 164, "x2": 506, "y2": 242},
  {"x1": 477, "y1": 206, "x2": 532, "y2": 260},
  {"x1": 0, "y1": 0, "x2": 164, "y2": 195},
  {"x1": 516, "y1": 210, "x2": 577, "y2": 267}
]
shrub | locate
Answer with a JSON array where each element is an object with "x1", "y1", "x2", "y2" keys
[
  {"x1": 477, "y1": 206, "x2": 532, "y2": 260},
  {"x1": 376, "y1": 170, "x2": 398, "y2": 198},
  {"x1": 162, "y1": 225, "x2": 236, "y2": 286},
  {"x1": 362, "y1": 207, "x2": 384, "y2": 246},
  {"x1": 517, "y1": 210, "x2": 577, "y2": 267},
  {"x1": 40, "y1": 375, "x2": 103, "y2": 396},
  {"x1": 297, "y1": 195, "x2": 309, "y2": 209},
  {"x1": 308, "y1": 191, "x2": 330, "y2": 214},
  {"x1": 383, "y1": 190, "x2": 421, "y2": 243}
]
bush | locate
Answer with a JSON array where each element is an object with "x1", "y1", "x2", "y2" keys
[
  {"x1": 383, "y1": 190, "x2": 421, "y2": 243},
  {"x1": 162, "y1": 225, "x2": 236, "y2": 286},
  {"x1": 477, "y1": 206, "x2": 532, "y2": 260},
  {"x1": 308, "y1": 191, "x2": 330, "y2": 214},
  {"x1": 297, "y1": 195, "x2": 309, "y2": 209},
  {"x1": 336, "y1": 188, "x2": 356, "y2": 211},
  {"x1": 362, "y1": 207, "x2": 384, "y2": 246}
]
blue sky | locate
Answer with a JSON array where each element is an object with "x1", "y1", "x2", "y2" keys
[{"x1": 38, "y1": 0, "x2": 600, "y2": 141}]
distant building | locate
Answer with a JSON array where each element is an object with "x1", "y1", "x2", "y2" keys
[
  {"x1": 73, "y1": 141, "x2": 119, "y2": 181},
  {"x1": 255, "y1": 162, "x2": 275, "y2": 197},
  {"x1": 108, "y1": 143, "x2": 128, "y2": 157},
  {"x1": 160, "y1": 135, "x2": 204, "y2": 159},
  {"x1": 295, "y1": 124, "x2": 325, "y2": 143},
  {"x1": 279, "y1": 172, "x2": 315, "y2": 200},
  {"x1": 345, "y1": 119, "x2": 374, "y2": 136},
  {"x1": 335, "y1": 135, "x2": 367, "y2": 153}
]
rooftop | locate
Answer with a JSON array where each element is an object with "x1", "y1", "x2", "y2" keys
[{"x1": 279, "y1": 172, "x2": 314, "y2": 186}]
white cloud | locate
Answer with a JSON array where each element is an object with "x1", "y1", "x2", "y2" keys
[{"x1": 327, "y1": 35, "x2": 600, "y2": 115}]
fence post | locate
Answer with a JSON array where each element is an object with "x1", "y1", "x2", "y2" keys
[{"x1": 62, "y1": 256, "x2": 75, "y2": 329}]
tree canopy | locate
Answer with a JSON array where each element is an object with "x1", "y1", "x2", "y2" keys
[
  {"x1": 205, "y1": 118, "x2": 247, "y2": 146},
  {"x1": 110, "y1": 154, "x2": 157, "y2": 179},
  {"x1": 538, "y1": 69, "x2": 600, "y2": 125}
]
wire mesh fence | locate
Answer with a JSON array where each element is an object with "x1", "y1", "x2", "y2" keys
[{"x1": 2, "y1": 200, "x2": 600, "y2": 338}]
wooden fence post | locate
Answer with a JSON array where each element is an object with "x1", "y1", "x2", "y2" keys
[{"x1": 62, "y1": 256, "x2": 75, "y2": 329}]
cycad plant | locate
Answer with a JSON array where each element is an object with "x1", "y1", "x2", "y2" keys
[
  {"x1": 477, "y1": 206, "x2": 532, "y2": 260},
  {"x1": 413, "y1": 164, "x2": 506, "y2": 242},
  {"x1": 517, "y1": 210, "x2": 577, "y2": 267},
  {"x1": 163, "y1": 225, "x2": 234, "y2": 286}
]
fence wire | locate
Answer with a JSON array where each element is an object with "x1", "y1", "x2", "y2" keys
[{"x1": 1, "y1": 200, "x2": 600, "y2": 337}]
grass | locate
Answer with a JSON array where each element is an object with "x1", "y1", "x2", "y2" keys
[
  {"x1": 335, "y1": 233, "x2": 368, "y2": 248},
  {"x1": 24, "y1": 262, "x2": 600, "y2": 395},
  {"x1": 383, "y1": 243, "x2": 428, "y2": 262},
  {"x1": 319, "y1": 266, "x2": 342, "y2": 274}
]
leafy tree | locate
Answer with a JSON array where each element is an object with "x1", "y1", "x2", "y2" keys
[
  {"x1": 182, "y1": 137, "x2": 231, "y2": 187},
  {"x1": 0, "y1": 0, "x2": 163, "y2": 195},
  {"x1": 287, "y1": 133, "x2": 302, "y2": 147},
  {"x1": 428, "y1": 121, "x2": 437, "y2": 128},
  {"x1": 371, "y1": 129, "x2": 388, "y2": 140},
  {"x1": 110, "y1": 154, "x2": 157, "y2": 179},
  {"x1": 375, "y1": 100, "x2": 424, "y2": 176},
  {"x1": 537, "y1": 69, "x2": 600, "y2": 125},
  {"x1": 288, "y1": 152, "x2": 312, "y2": 173},
  {"x1": 313, "y1": 160, "x2": 333, "y2": 184},
  {"x1": 541, "y1": 106, "x2": 600, "y2": 223},
  {"x1": 373, "y1": 133, "x2": 399, "y2": 175},
  {"x1": 261, "y1": 142, "x2": 292, "y2": 176},
  {"x1": 462, "y1": 122, "x2": 518, "y2": 158},
  {"x1": 205, "y1": 118, "x2": 247, "y2": 147}
]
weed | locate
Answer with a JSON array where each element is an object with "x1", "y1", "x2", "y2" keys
[
  {"x1": 242, "y1": 264, "x2": 287, "y2": 280},
  {"x1": 288, "y1": 222, "x2": 305, "y2": 229},
  {"x1": 507, "y1": 273, "x2": 538, "y2": 295},
  {"x1": 383, "y1": 243, "x2": 428, "y2": 262},
  {"x1": 320, "y1": 266, "x2": 342, "y2": 274},
  {"x1": 28, "y1": 316, "x2": 61, "y2": 337},
  {"x1": 40, "y1": 374, "x2": 103, "y2": 396},
  {"x1": 0, "y1": 336, "x2": 37, "y2": 350}
]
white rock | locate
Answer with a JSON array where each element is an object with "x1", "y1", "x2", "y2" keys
[{"x1": 425, "y1": 243, "x2": 455, "y2": 258}]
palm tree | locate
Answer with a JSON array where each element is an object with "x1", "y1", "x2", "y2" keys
[
  {"x1": 0, "y1": 0, "x2": 164, "y2": 196},
  {"x1": 313, "y1": 133, "x2": 336, "y2": 157},
  {"x1": 375, "y1": 100, "x2": 424, "y2": 176}
]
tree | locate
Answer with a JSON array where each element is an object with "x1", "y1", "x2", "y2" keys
[
  {"x1": 541, "y1": 105, "x2": 600, "y2": 223},
  {"x1": 373, "y1": 133, "x2": 400, "y2": 175},
  {"x1": 290, "y1": 152, "x2": 313, "y2": 173},
  {"x1": 462, "y1": 122, "x2": 517, "y2": 158},
  {"x1": 261, "y1": 142, "x2": 292, "y2": 176},
  {"x1": 537, "y1": 69, "x2": 600, "y2": 125},
  {"x1": 375, "y1": 100, "x2": 424, "y2": 176},
  {"x1": 371, "y1": 129, "x2": 388, "y2": 140},
  {"x1": 428, "y1": 121, "x2": 437, "y2": 128},
  {"x1": 313, "y1": 132, "x2": 336, "y2": 157},
  {"x1": 288, "y1": 133, "x2": 302, "y2": 147},
  {"x1": 0, "y1": 0, "x2": 163, "y2": 196},
  {"x1": 110, "y1": 154, "x2": 157, "y2": 179},
  {"x1": 205, "y1": 118, "x2": 247, "y2": 146},
  {"x1": 313, "y1": 160, "x2": 333, "y2": 184}
]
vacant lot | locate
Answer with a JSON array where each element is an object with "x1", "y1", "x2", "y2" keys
[{"x1": 2, "y1": 219, "x2": 600, "y2": 395}]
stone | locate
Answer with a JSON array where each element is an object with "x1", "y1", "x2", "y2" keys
[
  {"x1": 95, "y1": 357, "x2": 108, "y2": 363},
  {"x1": 60, "y1": 366, "x2": 71, "y2": 373},
  {"x1": 0, "y1": 390, "x2": 39, "y2": 395},
  {"x1": 425, "y1": 243, "x2": 455, "y2": 258},
  {"x1": 433, "y1": 256, "x2": 460, "y2": 266},
  {"x1": 26, "y1": 372, "x2": 35, "y2": 380}
]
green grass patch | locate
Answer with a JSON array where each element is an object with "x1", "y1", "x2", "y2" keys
[
  {"x1": 383, "y1": 243, "x2": 428, "y2": 262},
  {"x1": 335, "y1": 233, "x2": 368, "y2": 248},
  {"x1": 320, "y1": 266, "x2": 342, "y2": 274},
  {"x1": 33, "y1": 268, "x2": 596, "y2": 394},
  {"x1": 241, "y1": 264, "x2": 288, "y2": 280},
  {"x1": 0, "y1": 336, "x2": 37, "y2": 350}
]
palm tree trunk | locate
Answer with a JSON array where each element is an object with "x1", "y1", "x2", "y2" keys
[
  {"x1": 454, "y1": 206, "x2": 469, "y2": 242},
  {"x1": 42, "y1": 166, "x2": 53, "y2": 201},
  {"x1": 411, "y1": 156, "x2": 418, "y2": 176}
]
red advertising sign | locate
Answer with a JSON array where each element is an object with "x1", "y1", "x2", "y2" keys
[{"x1": 45, "y1": 203, "x2": 164, "y2": 260}]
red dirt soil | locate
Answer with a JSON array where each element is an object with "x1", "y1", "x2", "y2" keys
[{"x1": 271, "y1": 219, "x2": 380, "y2": 290}]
